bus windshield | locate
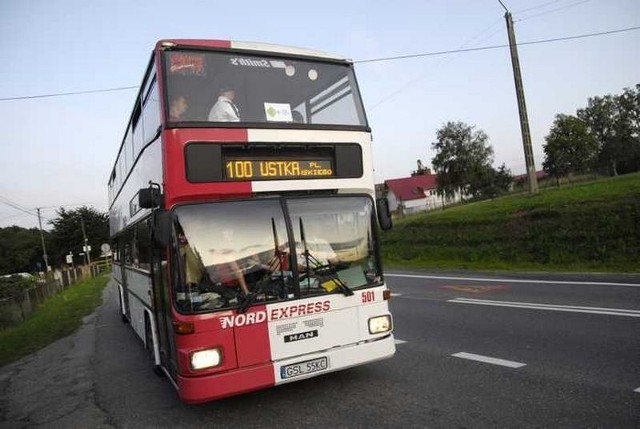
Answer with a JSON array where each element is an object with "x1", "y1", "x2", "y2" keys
[
  {"x1": 172, "y1": 196, "x2": 380, "y2": 314},
  {"x1": 164, "y1": 50, "x2": 367, "y2": 127}
]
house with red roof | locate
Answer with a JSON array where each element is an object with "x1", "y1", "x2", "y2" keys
[{"x1": 383, "y1": 174, "x2": 461, "y2": 215}]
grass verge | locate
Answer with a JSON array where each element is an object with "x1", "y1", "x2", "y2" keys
[
  {"x1": 381, "y1": 172, "x2": 640, "y2": 273},
  {"x1": 0, "y1": 274, "x2": 110, "y2": 367}
]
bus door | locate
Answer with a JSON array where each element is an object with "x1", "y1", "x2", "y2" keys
[{"x1": 151, "y1": 245, "x2": 178, "y2": 377}]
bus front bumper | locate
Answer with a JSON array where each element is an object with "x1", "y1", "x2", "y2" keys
[{"x1": 177, "y1": 334, "x2": 395, "y2": 404}]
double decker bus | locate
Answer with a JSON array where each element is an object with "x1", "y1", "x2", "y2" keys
[{"x1": 108, "y1": 39, "x2": 394, "y2": 404}]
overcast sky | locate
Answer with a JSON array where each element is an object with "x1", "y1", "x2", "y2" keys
[{"x1": 1, "y1": 0, "x2": 638, "y2": 229}]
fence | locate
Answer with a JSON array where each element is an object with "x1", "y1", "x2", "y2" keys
[{"x1": 0, "y1": 263, "x2": 109, "y2": 329}]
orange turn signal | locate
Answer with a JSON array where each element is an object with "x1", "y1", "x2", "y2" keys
[
  {"x1": 173, "y1": 322, "x2": 195, "y2": 335},
  {"x1": 383, "y1": 290, "x2": 391, "y2": 300}
]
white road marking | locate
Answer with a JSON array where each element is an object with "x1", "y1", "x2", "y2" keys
[
  {"x1": 391, "y1": 293, "x2": 402, "y2": 297},
  {"x1": 394, "y1": 339, "x2": 407, "y2": 345},
  {"x1": 452, "y1": 352, "x2": 526, "y2": 368},
  {"x1": 448, "y1": 298, "x2": 640, "y2": 318},
  {"x1": 386, "y1": 273, "x2": 640, "y2": 288},
  {"x1": 634, "y1": 387, "x2": 640, "y2": 393}
]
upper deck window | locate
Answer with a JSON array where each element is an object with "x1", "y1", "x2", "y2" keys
[{"x1": 164, "y1": 50, "x2": 367, "y2": 127}]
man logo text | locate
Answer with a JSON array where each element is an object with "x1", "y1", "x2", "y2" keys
[{"x1": 284, "y1": 330, "x2": 318, "y2": 343}]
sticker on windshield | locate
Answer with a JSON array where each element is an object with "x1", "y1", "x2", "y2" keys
[
  {"x1": 264, "y1": 103, "x2": 293, "y2": 122},
  {"x1": 169, "y1": 53, "x2": 205, "y2": 76}
]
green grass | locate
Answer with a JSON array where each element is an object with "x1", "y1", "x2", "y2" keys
[
  {"x1": 382, "y1": 172, "x2": 640, "y2": 273},
  {"x1": 0, "y1": 275, "x2": 110, "y2": 367}
]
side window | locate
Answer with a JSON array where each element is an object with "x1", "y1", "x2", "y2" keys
[
  {"x1": 123, "y1": 229, "x2": 134, "y2": 266},
  {"x1": 124, "y1": 125, "x2": 134, "y2": 167},
  {"x1": 124, "y1": 242, "x2": 132, "y2": 266},
  {"x1": 132, "y1": 100, "x2": 144, "y2": 157},
  {"x1": 135, "y1": 220, "x2": 151, "y2": 271},
  {"x1": 142, "y1": 78, "x2": 161, "y2": 144},
  {"x1": 112, "y1": 238, "x2": 120, "y2": 263}
]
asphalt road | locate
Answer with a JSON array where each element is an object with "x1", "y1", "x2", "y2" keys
[{"x1": 2, "y1": 270, "x2": 640, "y2": 428}]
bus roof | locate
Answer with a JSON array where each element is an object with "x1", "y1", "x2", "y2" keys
[{"x1": 155, "y1": 39, "x2": 349, "y2": 62}]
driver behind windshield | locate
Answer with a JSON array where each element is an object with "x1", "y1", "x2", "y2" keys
[{"x1": 177, "y1": 231, "x2": 249, "y2": 311}]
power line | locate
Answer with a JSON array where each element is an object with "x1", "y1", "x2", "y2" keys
[
  {"x1": 367, "y1": 17, "x2": 505, "y2": 111},
  {"x1": 515, "y1": 0, "x2": 565, "y2": 14},
  {"x1": 0, "y1": 197, "x2": 106, "y2": 226},
  {"x1": 0, "y1": 24, "x2": 637, "y2": 102},
  {"x1": 517, "y1": 0, "x2": 591, "y2": 22},
  {"x1": 0, "y1": 212, "x2": 33, "y2": 222},
  {"x1": 0, "y1": 196, "x2": 60, "y2": 223},
  {"x1": 354, "y1": 25, "x2": 640, "y2": 64},
  {"x1": 0, "y1": 195, "x2": 38, "y2": 218},
  {"x1": 0, "y1": 85, "x2": 138, "y2": 102}
]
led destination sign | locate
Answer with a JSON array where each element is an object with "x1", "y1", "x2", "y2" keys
[{"x1": 225, "y1": 159, "x2": 333, "y2": 180}]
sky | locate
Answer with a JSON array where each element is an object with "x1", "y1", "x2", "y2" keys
[{"x1": 1, "y1": 0, "x2": 638, "y2": 230}]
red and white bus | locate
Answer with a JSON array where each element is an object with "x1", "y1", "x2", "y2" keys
[{"x1": 108, "y1": 39, "x2": 394, "y2": 404}]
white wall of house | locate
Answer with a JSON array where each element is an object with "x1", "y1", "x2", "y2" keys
[
  {"x1": 388, "y1": 188, "x2": 464, "y2": 214},
  {"x1": 403, "y1": 197, "x2": 426, "y2": 214}
]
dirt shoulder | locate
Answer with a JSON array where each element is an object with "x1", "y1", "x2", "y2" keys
[{"x1": 0, "y1": 286, "x2": 114, "y2": 429}]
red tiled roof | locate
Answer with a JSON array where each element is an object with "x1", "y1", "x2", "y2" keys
[{"x1": 384, "y1": 175, "x2": 438, "y2": 201}]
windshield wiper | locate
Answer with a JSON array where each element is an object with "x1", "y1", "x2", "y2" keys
[
  {"x1": 239, "y1": 218, "x2": 288, "y2": 313},
  {"x1": 298, "y1": 218, "x2": 353, "y2": 297}
]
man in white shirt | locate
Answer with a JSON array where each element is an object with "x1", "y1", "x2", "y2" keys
[{"x1": 208, "y1": 87, "x2": 240, "y2": 122}]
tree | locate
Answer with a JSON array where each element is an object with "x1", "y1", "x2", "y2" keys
[
  {"x1": 616, "y1": 84, "x2": 640, "y2": 173},
  {"x1": 47, "y1": 207, "x2": 109, "y2": 267},
  {"x1": 494, "y1": 163, "x2": 514, "y2": 195},
  {"x1": 542, "y1": 114, "x2": 597, "y2": 185},
  {"x1": 577, "y1": 85, "x2": 640, "y2": 176},
  {"x1": 431, "y1": 121, "x2": 494, "y2": 200},
  {"x1": 0, "y1": 226, "x2": 46, "y2": 274}
]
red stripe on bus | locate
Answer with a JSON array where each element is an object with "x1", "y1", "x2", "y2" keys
[
  {"x1": 178, "y1": 363, "x2": 275, "y2": 404},
  {"x1": 163, "y1": 128, "x2": 251, "y2": 207},
  {"x1": 233, "y1": 305, "x2": 272, "y2": 367},
  {"x1": 175, "y1": 327, "x2": 239, "y2": 376}
]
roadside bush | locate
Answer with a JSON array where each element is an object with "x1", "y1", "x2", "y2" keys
[{"x1": 0, "y1": 276, "x2": 34, "y2": 300}]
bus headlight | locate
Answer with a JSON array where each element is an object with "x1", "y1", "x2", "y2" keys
[
  {"x1": 190, "y1": 348, "x2": 222, "y2": 370},
  {"x1": 368, "y1": 315, "x2": 392, "y2": 334}
]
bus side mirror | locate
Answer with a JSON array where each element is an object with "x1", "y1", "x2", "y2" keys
[
  {"x1": 152, "y1": 210, "x2": 172, "y2": 247},
  {"x1": 376, "y1": 198, "x2": 392, "y2": 231},
  {"x1": 139, "y1": 188, "x2": 162, "y2": 209}
]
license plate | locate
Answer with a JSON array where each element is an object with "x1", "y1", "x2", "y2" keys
[{"x1": 280, "y1": 356, "x2": 328, "y2": 379}]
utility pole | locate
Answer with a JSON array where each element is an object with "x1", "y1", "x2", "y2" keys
[
  {"x1": 499, "y1": 1, "x2": 539, "y2": 194},
  {"x1": 80, "y1": 217, "x2": 91, "y2": 265},
  {"x1": 36, "y1": 208, "x2": 50, "y2": 271}
]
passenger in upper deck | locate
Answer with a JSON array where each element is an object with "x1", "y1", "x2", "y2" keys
[
  {"x1": 208, "y1": 86, "x2": 240, "y2": 122},
  {"x1": 169, "y1": 95, "x2": 189, "y2": 121}
]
